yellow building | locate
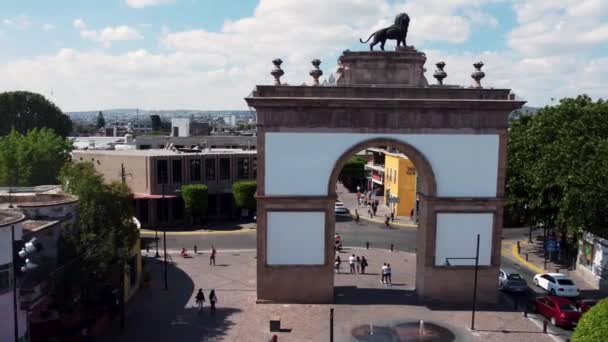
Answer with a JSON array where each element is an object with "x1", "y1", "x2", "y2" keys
[{"x1": 384, "y1": 153, "x2": 417, "y2": 217}]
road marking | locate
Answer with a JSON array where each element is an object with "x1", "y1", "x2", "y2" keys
[
  {"x1": 511, "y1": 242, "x2": 545, "y2": 274},
  {"x1": 140, "y1": 228, "x2": 255, "y2": 236}
]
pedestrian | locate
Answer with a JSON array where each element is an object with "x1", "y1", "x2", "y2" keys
[
  {"x1": 335, "y1": 255, "x2": 342, "y2": 273},
  {"x1": 390, "y1": 209, "x2": 395, "y2": 222},
  {"x1": 195, "y1": 289, "x2": 205, "y2": 312},
  {"x1": 355, "y1": 256, "x2": 361, "y2": 273},
  {"x1": 372, "y1": 204, "x2": 378, "y2": 216},
  {"x1": 349, "y1": 254, "x2": 356, "y2": 274},
  {"x1": 385, "y1": 214, "x2": 390, "y2": 228},
  {"x1": 209, "y1": 289, "x2": 218, "y2": 314},
  {"x1": 381, "y1": 263, "x2": 388, "y2": 284},
  {"x1": 209, "y1": 245, "x2": 216, "y2": 266},
  {"x1": 361, "y1": 256, "x2": 368, "y2": 274},
  {"x1": 368, "y1": 207, "x2": 373, "y2": 218},
  {"x1": 354, "y1": 209, "x2": 360, "y2": 224},
  {"x1": 386, "y1": 263, "x2": 392, "y2": 285}
]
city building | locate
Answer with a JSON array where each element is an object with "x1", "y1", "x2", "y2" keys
[
  {"x1": 364, "y1": 148, "x2": 417, "y2": 216},
  {"x1": 73, "y1": 148, "x2": 257, "y2": 227},
  {"x1": 171, "y1": 118, "x2": 212, "y2": 137}
]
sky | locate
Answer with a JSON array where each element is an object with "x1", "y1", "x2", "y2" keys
[{"x1": 0, "y1": 0, "x2": 607, "y2": 111}]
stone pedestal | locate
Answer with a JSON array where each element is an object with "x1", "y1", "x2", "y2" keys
[{"x1": 336, "y1": 46, "x2": 428, "y2": 86}]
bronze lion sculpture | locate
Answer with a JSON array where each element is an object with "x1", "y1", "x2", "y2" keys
[{"x1": 360, "y1": 13, "x2": 410, "y2": 51}]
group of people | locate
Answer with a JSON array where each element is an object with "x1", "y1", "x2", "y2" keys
[
  {"x1": 381, "y1": 263, "x2": 393, "y2": 285},
  {"x1": 195, "y1": 288, "x2": 218, "y2": 314},
  {"x1": 179, "y1": 245, "x2": 217, "y2": 266},
  {"x1": 334, "y1": 253, "x2": 369, "y2": 274}
]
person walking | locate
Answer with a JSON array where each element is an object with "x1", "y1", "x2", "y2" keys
[
  {"x1": 386, "y1": 263, "x2": 392, "y2": 285},
  {"x1": 209, "y1": 289, "x2": 218, "y2": 314},
  {"x1": 348, "y1": 254, "x2": 356, "y2": 274},
  {"x1": 335, "y1": 255, "x2": 342, "y2": 273},
  {"x1": 384, "y1": 214, "x2": 390, "y2": 228},
  {"x1": 368, "y1": 207, "x2": 373, "y2": 218},
  {"x1": 361, "y1": 256, "x2": 368, "y2": 274},
  {"x1": 390, "y1": 209, "x2": 395, "y2": 222},
  {"x1": 372, "y1": 203, "x2": 378, "y2": 216},
  {"x1": 209, "y1": 245, "x2": 216, "y2": 266},
  {"x1": 195, "y1": 289, "x2": 205, "y2": 312},
  {"x1": 354, "y1": 209, "x2": 360, "y2": 224},
  {"x1": 355, "y1": 256, "x2": 361, "y2": 274},
  {"x1": 381, "y1": 263, "x2": 388, "y2": 285}
]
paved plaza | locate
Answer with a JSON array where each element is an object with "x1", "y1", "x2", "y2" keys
[{"x1": 101, "y1": 248, "x2": 560, "y2": 342}]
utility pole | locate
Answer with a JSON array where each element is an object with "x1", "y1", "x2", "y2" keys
[
  {"x1": 471, "y1": 234, "x2": 480, "y2": 331},
  {"x1": 163, "y1": 231, "x2": 168, "y2": 291}
]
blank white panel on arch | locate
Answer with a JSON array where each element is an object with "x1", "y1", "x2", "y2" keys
[
  {"x1": 434, "y1": 213, "x2": 494, "y2": 266},
  {"x1": 267, "y1": 211, "x2": 325, "y2": 265}
]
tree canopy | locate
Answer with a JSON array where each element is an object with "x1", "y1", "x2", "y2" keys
[
  {"x1": 0, "y1": 91, "x2": 72, "y2": 137},
  {"x1": 96, "y1": 111, "x2": 105, "y2": 129},
  {"x1": 505, "y1": 95, "x2": 608, "y2": 238},
  {"x1": 232, "y1": 180, "x2": 257, "y2": 210},
  {"x1": 339, "y1": 156, "x2": 367, "y2": 191},
  {"x1": 573, "y1": 299, "x2": 608, "y2": 342},
  {"x1": 56, "y1": 162, "x2": 139, "y2": 314},
  {"x1": 0, "y1": 128, "x2": 73, "y2": 186},
  {"x1": 181, "y1": 184, "x2": 208, "y2": 223}
]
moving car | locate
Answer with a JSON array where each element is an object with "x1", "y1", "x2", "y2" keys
[
  {"x1": 534, "y1": 296, "x2": 581, "y2": 327},
  {"x1": 498, "y1": 269, "x2": 528, "y2": 292},
  {"x1": 533, "y1": 273, "x2": 580, "y2": 297},
  {"x1": 334, "y1": 201, "x2": 349, "y2": 216},
  {"x1": 576, "y1": 299, "x2": 598, "y2": 313}
]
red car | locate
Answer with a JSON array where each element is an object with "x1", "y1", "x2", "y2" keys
[
  {"x1": 534, "y1": 296, "x2": 581, "y2": 327},
  {"x1": 576, "y1": 299, "x2": 598, "y2": 313}
]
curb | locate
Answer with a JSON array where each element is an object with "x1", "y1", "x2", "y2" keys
[
  {"x1": 140, "y1": 227, "x2": 255, "y2": 236},
  {"x1": 511, "y1": 240, "x2": 545, "y2": 274},
  {"x1": 354, "y1": 214, "x2": 418, "y2": 228}
]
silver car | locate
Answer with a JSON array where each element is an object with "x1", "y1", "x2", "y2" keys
[{"x1": 499, "y1": 269, "x2": 528, "y2": 292}]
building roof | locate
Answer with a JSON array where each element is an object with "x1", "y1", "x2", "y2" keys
[
  {"x1": 0, "y1": 209, "x2": 26, "y2": 226},
  {"x1": 73, "y1": 148, "x2": 256, "y2": 157}
]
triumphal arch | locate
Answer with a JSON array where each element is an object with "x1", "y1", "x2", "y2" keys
[{"x1": 246, "y1": 43, "x2": 524, "y2": 304}]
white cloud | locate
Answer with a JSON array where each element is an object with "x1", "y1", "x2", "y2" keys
[
  {"x1": 73, "y1": 19, "x2": 86, "y2": 29},
  {"x1": 79, "y1": 25, "x2": 144, "y2": 47},
  {"x1": 0, "y1": 0, "x2": 606, "y2": 111},
  {"x1": 126, "y1": 0, "x2": 174, "y2": 8},
  {"x1": 3, "y1": 15, "x2": 31, "y2": 29},
  {"x1": 42, "y1": 23, "x2": 55, "y2": 31}
]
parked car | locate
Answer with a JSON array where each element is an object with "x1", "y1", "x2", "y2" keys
[
  {"x1": 534, "y1": 296, "x2": 581, "y2": 327},
  {"x1": 576, "y1": 299, "x2": 598, "y2": 313},
  {"x1": 498, "y1": 269, "x2": 528, "y2": 292},
  {"x1": 334, "y1": 201, "x2": 349, "y2": 216},
  {"x1": 533, "y1": 273, "x2": 580, "y2": 297}
]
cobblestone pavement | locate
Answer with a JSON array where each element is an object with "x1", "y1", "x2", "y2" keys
[{"x1": 101, "y1": 248, "x2": 558, "y2": 342}]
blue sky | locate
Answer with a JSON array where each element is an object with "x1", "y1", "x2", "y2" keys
[{"x1": 1, "y1": 0, "x2": 607, "y2": 111}]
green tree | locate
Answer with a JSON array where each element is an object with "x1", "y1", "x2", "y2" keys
[
  {"x1": 573, "y1": 299, "x2": 608, "y2": 342},
  {"x1": 0, "y1": 91, "x2": 72, "y2": 137},
  {"x1": 96, "y1": 111, "x2": 106, "y2": 129},
  {"x1": 232, "y1": 181, "x2": 257, "y2": 210},
  {"x1": 506, "y1": 95, "x2": 608, "y2": 238},
  {"x1": 181, "y1": 184, "x2": 208, "y2": 224},
  {"x1": 56, "y1": 161, "x2": 139, "y2": 315},
  {"x1": 0, "y1": 128, "x2": 73, "y2": 186},
  {"x1": 339, "y1": 156, "x2": 367, "y2": 191}
]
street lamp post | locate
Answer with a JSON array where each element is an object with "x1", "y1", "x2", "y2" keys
[
  {"x1": 445, "y1": 234, "x2": 481, "y2": 331},
  {"x1": 11, "y1": 225, "x2": 19, "y2": 342},
  {"x1": 155, "y1": 179, "x2": 166, "y2": 258}
]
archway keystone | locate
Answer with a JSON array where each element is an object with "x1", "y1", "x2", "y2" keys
[{"x1": 246, "y1": 47, "x2": 524, "y2": 304}]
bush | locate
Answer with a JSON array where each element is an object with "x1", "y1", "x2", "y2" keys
[
  {"x1": 232, "y1": 181, "x2": 257, "y2": 210},
  {"x1": 573, "y1": 298, "x2": 608, "y2": 342},
  {"x1": 181, "y1": 184, "x2": 208, "y2": 223}
]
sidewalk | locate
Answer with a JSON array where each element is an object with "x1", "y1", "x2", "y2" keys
[{"x1": 336, "y1": 183, "x2": 417, "y2": 228}]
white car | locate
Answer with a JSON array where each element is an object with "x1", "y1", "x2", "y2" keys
[
  {"x1": 334, "y1": 201, "x2": 349, "y2": 216},
  {"x1": 533, "y1": 273, "x2": 580, "y2": 297}
]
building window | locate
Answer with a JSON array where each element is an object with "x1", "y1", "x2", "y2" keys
[
  {"x1": 387, "y1": 168, "x2": 391, "y2": 183},
  {"x1": 205, "y1": 158, "x2": 216, "y2": 181},
  {"x1": 0, "y1": 263, "x2": 11, "y2": 293},
  {"x1": 157, "y1": 160, "x2": 168, "y2": 184},
  {"x1": 172, "y1": 159, "x2": 182, "y2": 183},
  {"x1": 219, "y1": 158, "x2": 230, "y2": 180},
  {"x1": 237, "y1": 157, "x2": 250, "y2": 179},
  {"x1": 189, "y1": 159, "x2": 201, "y2": 182},
  {"x1": 394, "y1": 170, "x2": 397, "y2": 182},
  {"x1": 253, "y1": 157, "x2": 257, "y2": 178}
]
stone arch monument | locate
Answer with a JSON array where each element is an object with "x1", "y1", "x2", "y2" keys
[{"x1": 245, "y1": 46, "x2": 524, "y2": 304}]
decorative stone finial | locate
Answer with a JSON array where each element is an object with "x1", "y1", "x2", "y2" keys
[
  {"x1": 309, "y1": 59, "x2": 323, "y2": 86},
  {"x1": 271, "y1": 59, "x2": 284, "y2": 85},
  {"x1": 433, "y1": 61, "x2": 447, "y2": 85},
  {"x1": 471, "y1": 61, "x2": 485, "y2": 88}
]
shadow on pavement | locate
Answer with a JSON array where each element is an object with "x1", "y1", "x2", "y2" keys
[
  {"x1": 334, "y1": 286, "x2": 418, "y2": 305},
  {"x1": 100, "y1": 256, "x2": 241, "y2": 342}
]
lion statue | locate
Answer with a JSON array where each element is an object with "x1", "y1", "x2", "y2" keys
[{"x1": 359, "y1": 13, "x2": 410, "y2": 51}]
